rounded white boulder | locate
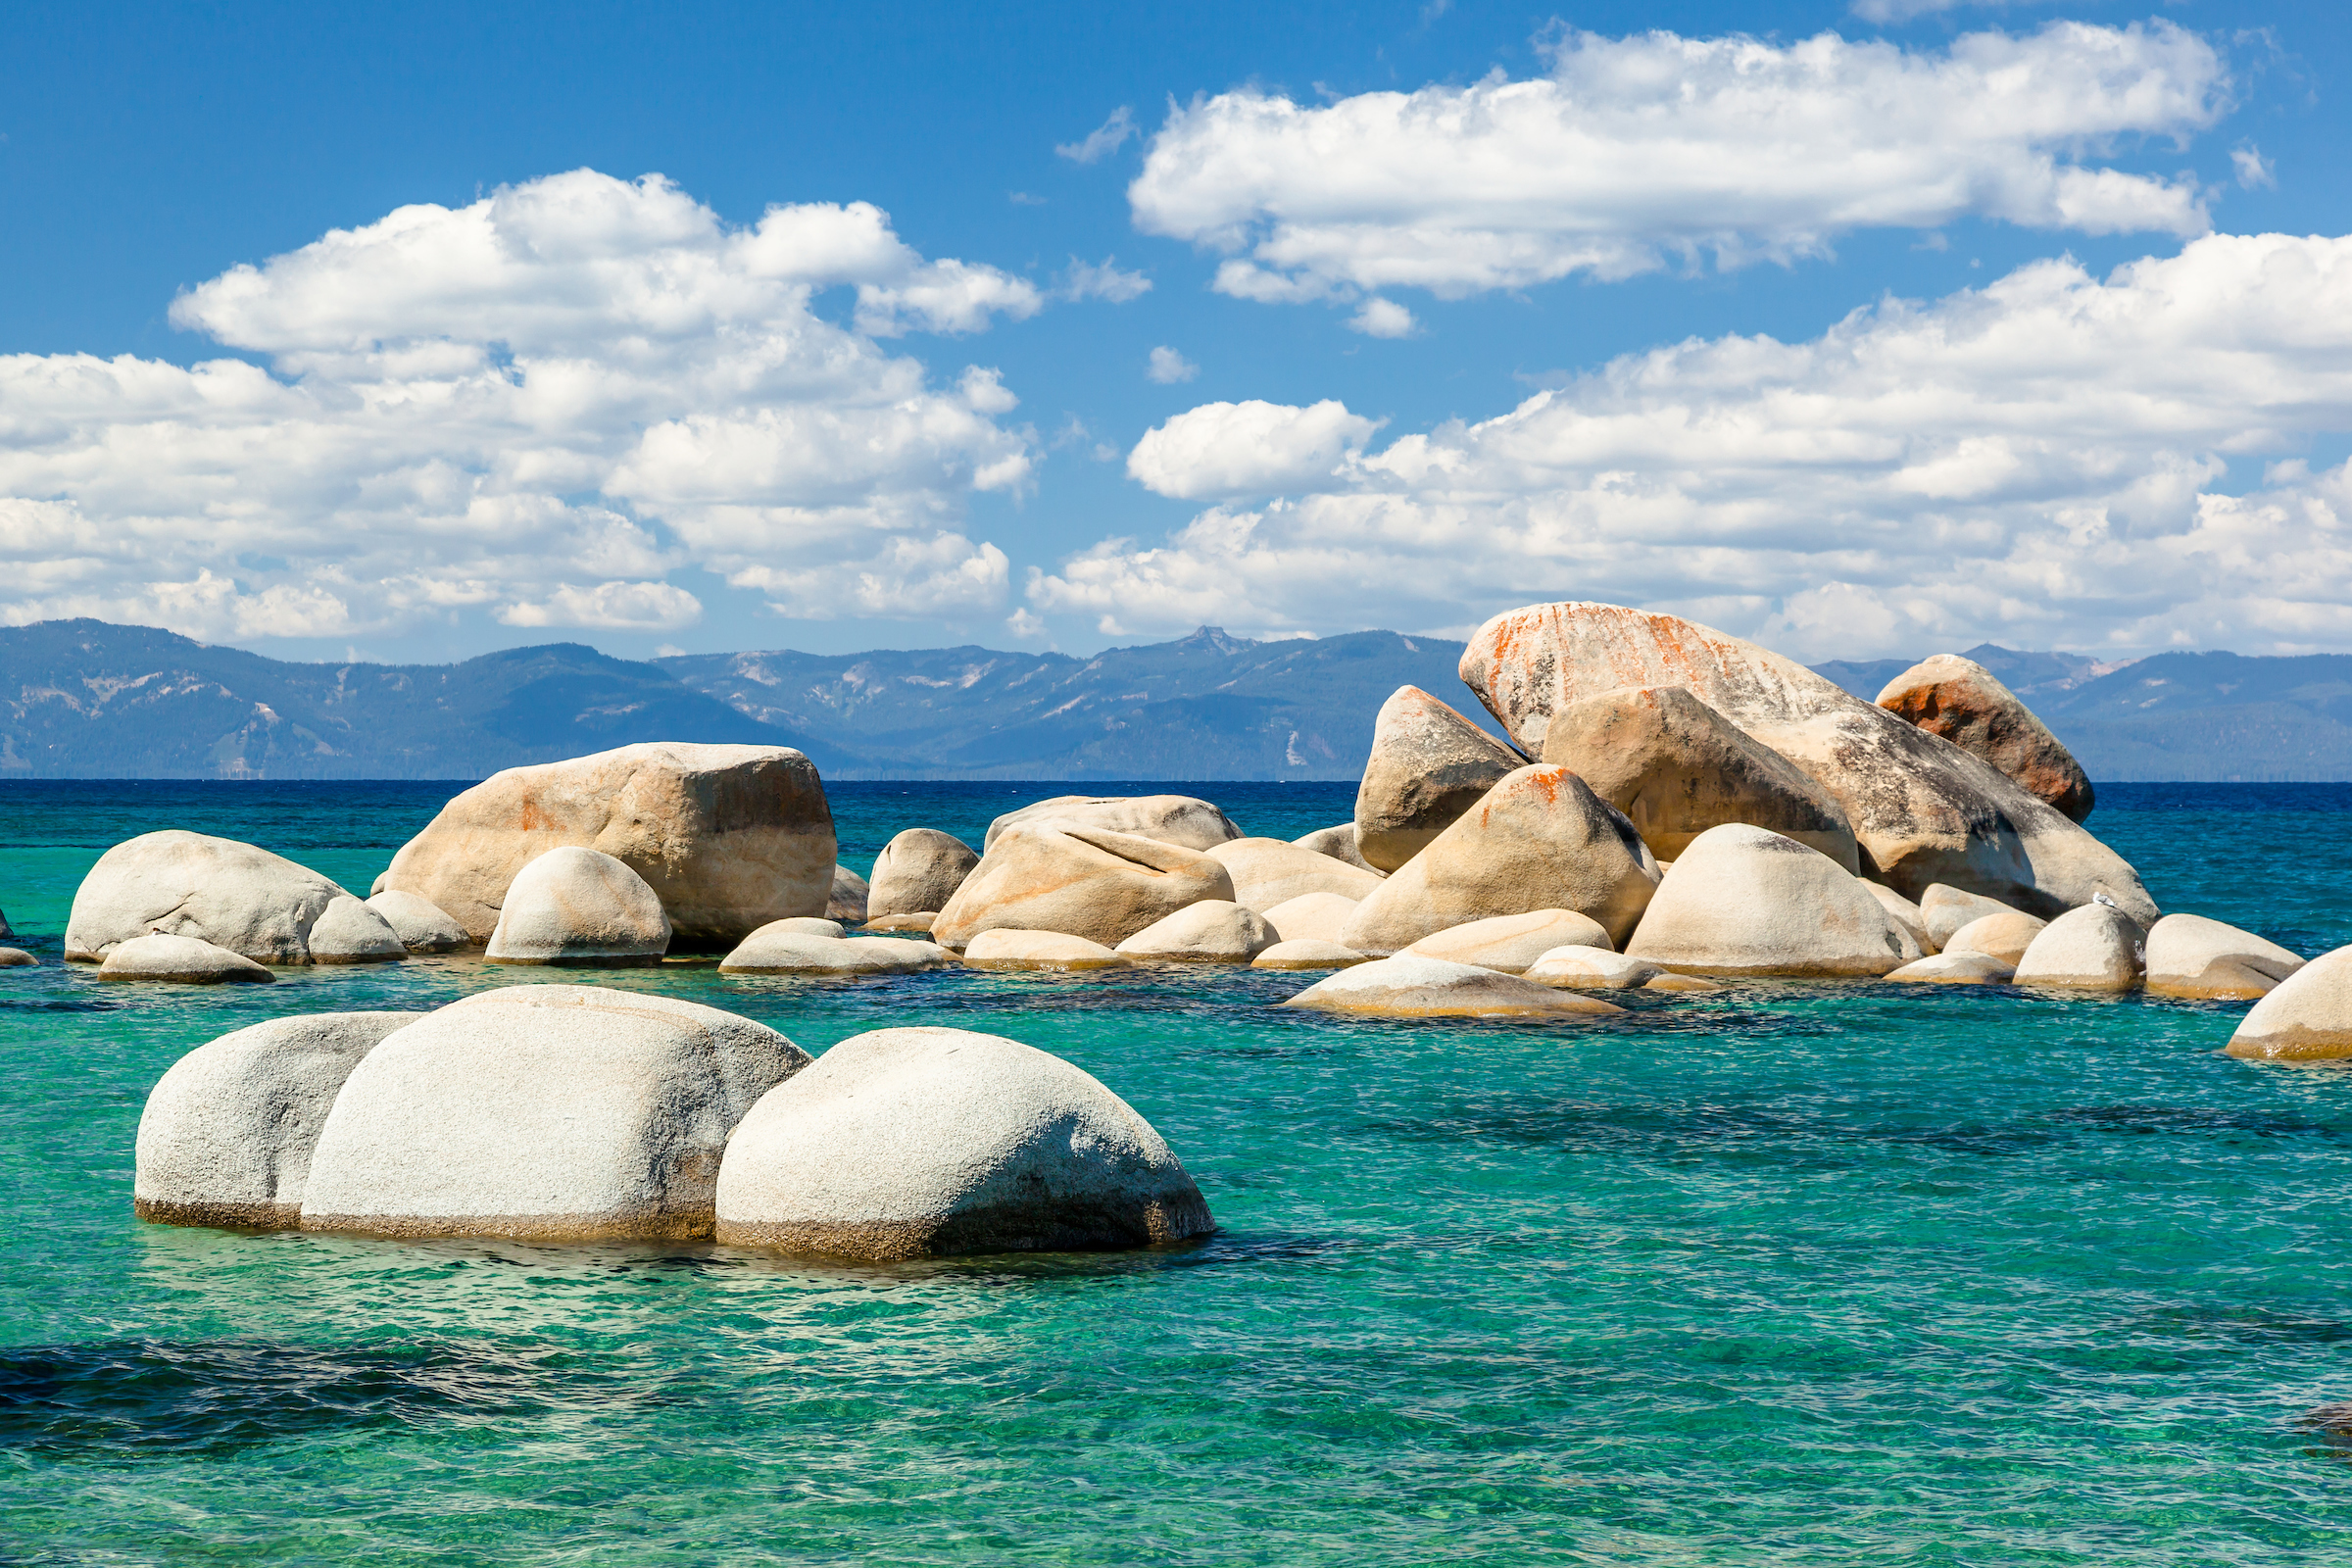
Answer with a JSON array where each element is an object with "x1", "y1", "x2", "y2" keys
[
  {"x1": 485, "y1": 847, "x2": 670, "y2": 966},
  {"x1": 868, "y1": 829, "x2": 981, "y2": 916},
  {"x1": 67, "y1": 830, "x2": 378, "y2": 964},
  {"x1": 135, "y1": 1011, "x2": 424, "y2": 1229},
  {"x1": 300, "y1": 986, "x2": 809, "y2": 1240},
  {"x1": 367, "y1": 890, "x2": 468, "y2": 953},
  {"x1": 1623, "y1": 824, "x2": 1917, "y2": 979},
  {"x1": 2145, "y1": 914, "x2": 2305, "y2": 1000},
  {"x1": 2012, "y1": 906, "x2": 2143, "y2": 991},
  {"x1": 2227, "y1": 947, "x2": 2352, "y2": 1062},
  {"x1": 1943, "y1": 911, "x2": 2047, "y2": 967},
  {"x1": 1114, "y1": 901, "x2": 1275, "y2": 962},
  {"x1": 307, "y1": 895, "x2": 406, "y2": 964},
  {"x1": 714, "y1": 1026, "x2": 1213, "y2": 1260}
]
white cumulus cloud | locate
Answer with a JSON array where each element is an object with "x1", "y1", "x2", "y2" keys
[
  {"x1": 1035, "y1": 231, "x2": 2352, "y2": 659},
  {"x1": 0, "y1": 169, "x2": 1040, "y2": 641},
  {"x1": 1130, "y1": 22, "x2": 2229, "y2": 307},
  {"x1": 1126, "y1": 400, "x2": 1383, "y2": 501},
  {"x1": 1147, "y1": 346, "x2": 1200, "y2": 384}
]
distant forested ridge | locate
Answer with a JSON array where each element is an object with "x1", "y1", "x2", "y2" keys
[{"x1": 7, "y1": 619, "x2": 2352, "y2": 781}]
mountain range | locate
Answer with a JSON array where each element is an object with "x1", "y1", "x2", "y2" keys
[{"x1": 7, "y1": 617, "x2": 2352, "y2": 782}]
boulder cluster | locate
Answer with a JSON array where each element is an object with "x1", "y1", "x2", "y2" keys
[
  {"x1": 23, "y1": 597, "x2": 2352, "y2": 1263},
  {"x1": 135, "y1": 987, "x2": 1210, "y2": 1259}
]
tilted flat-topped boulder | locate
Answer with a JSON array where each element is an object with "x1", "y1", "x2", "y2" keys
[
  {"x1": 2145, "y1": 914, "x2": 2305, "y2": 1000},
  {"x1": 983, "y1": 795, "x2": 1242, "y2": 853},
  {"x1": 301, "y1": 986, "x2": 809, "y2": 1241},
  {"x1": 1353, "y1": 685, "x2": 1526, "y2": 872},
  {"x1": 1523, "y1": 946, "x2": 1661, "y2": 990},
  {"x1": 714, "y1": 1026, "x2": 1212, "y2": 1260},
  {"x1": 717, "y1": 926, "x2": 953, "y2": 975},
  {"x1": 1625, "y1": 824, "x2": 1919, "y2": 979},
  {"x1": 484, "y1": 847, "x2": 670, "y2": 966},
  {"x1": 1283, "y1": 954, "x2": 1626, "y2": 1018},
  {"x1": 867, "y1": 829, "x2": 981, "y2": 917},
  {"x1": 1541, "y1": 683, "x2": 1858, "y2": 870},
  {"x1": 67, "y1": 830, "x2": 402, "y2": 965},
  {"x1": 1457, "y1": 602, "x2": 2154, "y2": 920},
  {"x1": 1252, "y1": 939, "x2": 1369, "y2": 970},
  {"x1": 135, "y1": 1011, "x2": 424, "y2": 1229},
  {"x1": 960, "y1": 929, "x2": 1130, "y2": 970},
  {"x1": 1340, "y1": 765, "x2": 1657, "y2": 956},
  {"x1": 97, "y1": 933, "x2": 275, "y2": 984},
  {"x1": 933, "y1": 825, "x2": 1235, "y2": 950},
  {"x1": 1877, "y1": 655, "x2": 2095, "y2": 822},
  {"x1": 374, "y1": 742, "x2": 835, "y2": 949},
  {"x1": 1204, "y1": 839, "x2": 1379, "y2": 912},
  {"x1": 1404, "y1": 908, "x2": 1614, "y2": 974},
  {"x1": 1885, "y1": 951, "x2": 2016, "y2": 985}
]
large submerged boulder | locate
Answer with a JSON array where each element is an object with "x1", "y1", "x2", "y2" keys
[
  {"x1": 1876, "y1": 655, "x2": 2095, "y2": 822},
  {"x1": 933, "y1": 826, "x2": 1234, "y2": 951},
  {"x1": 1624, "y1": 824, "x2": 1917, "y2": 978},
  {"x1": 484, "y1": 847, "x2": 670, "y2": 966},
  {"x1": 301, "y1": 987, "x2": 808, "y2": 1241},
  {"x1": 374, "y1": 743, "x2": 835, "y2": 949},
  {"x1": 2227, "y1": 948, "x2": 2352, "y2": 1062},
  {"x1": 983, "y1": 795, "x2": 1241, "y2": 854},
  {"x1": 1284, "y1": 954, "x2": 1625, "y2": 1018},
  {"x1": 2145, "y1": 914, "x2": 2306, "y2": 1000},
  {"x1": 1340, "y1": 765, "x2": 1658, "y2": 956},
  {"x1": 1352, "y1": 685, "x2": 1526, "y2": 872},
  {"x1": 1540, "y1": 684, "x2": 1858, "y2": 869},
  {"x1": 135, "y1": 1012, "x2": 423, "y2": 1229},
  {"x1": 714, "y1": 1027, "x2": 1212, "y2": 1259},
  {"x1": 1204, "y1": 838, "x2": 1380, "y2": 912},
  {"x1": 66, "y1": 830, "x2": 401, "y2": 964},
  {"x1": 1456, "y1": 603, "x2": 2153, "y2": 919},
  {"x1": 867, "y1": 829, "x2": 981, "y2": 917}
]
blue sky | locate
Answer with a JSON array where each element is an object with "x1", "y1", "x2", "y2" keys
[{"x1": 5, "y1": 0, "x2": 2352, "y2": 663}]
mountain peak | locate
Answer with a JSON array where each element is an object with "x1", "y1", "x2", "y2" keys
[{"x1": 1174, "y1": 625, "x2": 1255, "y2": 656}]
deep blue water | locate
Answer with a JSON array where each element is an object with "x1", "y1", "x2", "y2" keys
[{"x1": 0, "y1": 780, "x2": 2348, "y2": 1564}]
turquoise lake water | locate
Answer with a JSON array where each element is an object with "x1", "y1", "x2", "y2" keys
[{"x1": 3, "y1": 779, "x2": 2350, "y2": 1564}]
